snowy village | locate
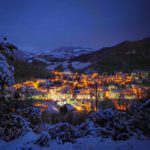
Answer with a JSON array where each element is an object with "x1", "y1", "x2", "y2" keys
[
  {"x1": 0, "y1": 1, "x2": 150, "y2": 150},
  {"x1": 1, "y1": 36, "x2": 150, "y2": 150}
]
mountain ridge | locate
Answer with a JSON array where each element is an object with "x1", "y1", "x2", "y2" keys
[
  {"x1": 70, "y1": 37, "x2": 150, "y2": 72},
  {"x1": 13, "y1": 37, "x2": 150, "y2": 81}
]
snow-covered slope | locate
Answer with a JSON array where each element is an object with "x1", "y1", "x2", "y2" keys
[
  {"x1": 49, "y1": 47, "x2": 94, "y2": 58},
  {"x1": 46, "y1": 61, "x2": 91, "y2": 72},
  {"x1": 1, "y1": 132, "x2": 150, "y2": 150},
  {"x1": 29, "y1": 46, "x2": 94, "y2": 60},
  {"x1": 24, "y1": 46, "x2": 94, "y2": 72},
  {"x1": 72, "y1": 61, "x2": 91, "y2": 70}
]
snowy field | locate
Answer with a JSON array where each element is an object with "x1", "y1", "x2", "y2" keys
[
  {"x1": 1, "y1": 100, "x2": 150, "y2": 150},
  {"x1": 46, "y1": 61, "x2": 91, "y2": 71},
  {"x1": 0, "y1": 131, "x2": 150, "y2": 150}
]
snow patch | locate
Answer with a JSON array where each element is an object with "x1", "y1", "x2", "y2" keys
[{"x1": 72, "y1": 62, "x2": 91, "y2": 70}]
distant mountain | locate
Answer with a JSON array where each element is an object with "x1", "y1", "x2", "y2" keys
[
  {"x1": 13, "y1": 46, "x2": 95, "y2": 80},
  {"x1": 29, "y1": 46, "x2": 94, "y2": 60},
  {"x1": 70, "y1": 37, "x2": 150, "y2": 72},
  {"x1": 50, "y1": 46, "x2": 94, "y2": 58},
  {"x1": 13, "y1": 37, "x2": 150, "y2": 80},
  {"x1": 25, "y1": 46, "x2": 94, "y2": 68}
]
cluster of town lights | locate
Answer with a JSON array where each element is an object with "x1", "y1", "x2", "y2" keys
[{"x1": 13, "y1": 71, "x2": 148, "y2": 111}]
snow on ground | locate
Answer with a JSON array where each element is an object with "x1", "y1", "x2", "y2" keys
[
  {"x1": 45, "y1": 61, "x2": 92, "y2": 72},
  {"x1": 27, "y1": 57, "x2": 91, "y2": 72},
  {"x1": 49, "y1": 47, "x2": 94, "y2": 59},
  {"x1": 34, "y1": 57, "x2": 51, "y2": 65},
  {"x1": 0, "y1": 132, "x2": 150, "y2": 150},
  {"x1": 62, "y1": 61, "x2": 70, "y2": 72},
  {"x1": 46, "y1": 61, "x2": 71, "y2": 72},
  {"x1": 47, "y1": 105, "x2": 59, "y2": 114},
  {"x1": 72, "y1": 61, "x2": 91, "y2": 70},
  {"x1": 46, "y1": 63, "x2": 61, "y2": 70},
  {"x1": 0, "y1": 131, "x2": 37, "y2": 150}
]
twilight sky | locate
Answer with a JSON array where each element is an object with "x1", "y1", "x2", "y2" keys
[{"x1": 0, "y1": 0, "x2": 150, "y2": 52}]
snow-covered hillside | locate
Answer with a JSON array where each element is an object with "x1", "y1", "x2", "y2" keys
[
  {"x1": 23, "y1": 46, "x2": 94, "y2": 72},
  {"x1": 49, "y1": 47, "x2": 94, "y2": 58},
  {"x1": 29, "y1": 47, "x2": 94, "y2": 59},
  {"x1": 46, "y1": 61, "x2": 91, "y2": 72}
]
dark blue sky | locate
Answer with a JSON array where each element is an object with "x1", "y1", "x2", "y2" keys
[{"x1": 0, "y1": 0, "x2": 150, "y2": 52}]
